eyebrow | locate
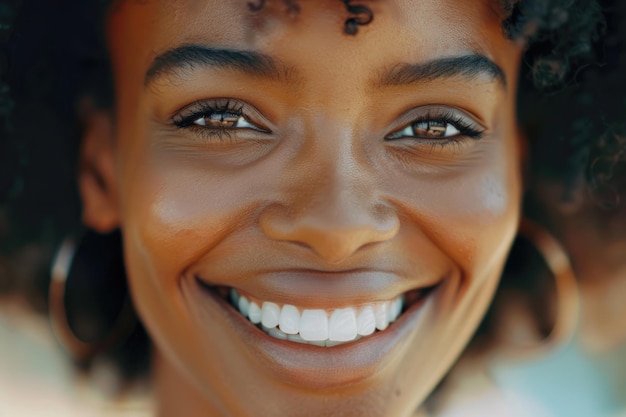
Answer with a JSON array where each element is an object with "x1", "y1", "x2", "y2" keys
[
  {"x1": 379, "y1": 54, "x2": 507, "y2": 88},
  {"x1": 145, "y1": 45, "x2": 506, "y2": 91},
  {"x1": 145, "y1": 44, "x2": 289, "y2": 86}
]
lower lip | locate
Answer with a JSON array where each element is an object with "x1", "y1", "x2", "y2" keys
[{"x1": 184, "y1": 280, "x2": 440, "y2": 389}]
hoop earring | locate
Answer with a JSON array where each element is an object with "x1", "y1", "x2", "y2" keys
[
  {"x1": 496, "y1": 217, "x2": 580, "y2": 359},
  {"x1": 49, "y1": 230, "x2": 137, "y2": 363}
]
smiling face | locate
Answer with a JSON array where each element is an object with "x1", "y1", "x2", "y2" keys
[{"x1": 86, "y1": 0, "x2": 524, "y2": 415}]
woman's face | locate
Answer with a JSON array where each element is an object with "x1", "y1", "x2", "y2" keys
[{"x1": 96, "y1": 0, "x2": 523, "y2": 415}]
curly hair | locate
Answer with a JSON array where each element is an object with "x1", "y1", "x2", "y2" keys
[{"x1": 0, "y1": 0, "x2": 624, "y2": 381}]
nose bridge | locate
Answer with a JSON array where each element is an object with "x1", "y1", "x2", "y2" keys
[
  {"x1": 311, "y1": 123, "x2": 363, "y2": 200},
  {"x1": 302, "y1": 151, "x2": 368, "y2": 230},
  {"x1": 260, "y1": 125, "x2": 400, "y2": 264},
  {"x1": 295, "y1": 118, "x2": 375, "y2": 221}
]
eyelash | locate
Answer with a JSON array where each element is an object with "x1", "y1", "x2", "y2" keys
[
  {"x1": 386, "y1": 110, "x2": 484, "y2": 142},
  {"x1": 172, "y1": 99, "x2": 266, "y2": 140},
  {"x1": 172, "y1": 101, "x2": 484, "y2": 147}
]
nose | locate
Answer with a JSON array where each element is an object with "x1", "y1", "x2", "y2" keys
[{"x1": 259, "y1": 154, "x2": 399, "y2": 265}]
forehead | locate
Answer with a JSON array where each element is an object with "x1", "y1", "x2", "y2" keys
[{"x1": 107, "y1": 0, "x2": 510, "y2": 80}]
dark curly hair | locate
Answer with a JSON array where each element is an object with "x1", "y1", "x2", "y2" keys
[{"x1": 0, "y1": 0, "x2": 624, "y2": 382}]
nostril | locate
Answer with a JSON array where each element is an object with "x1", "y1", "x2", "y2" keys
[
  {"x1": 258, "y1": 162, "x2": 403, "y2": 255},
  {"x1": 260, "y1": 201, "x2": 400, "y2": 263},
  {"x1": 296, "y1": 229, "x2": 373, "y2": 264},
  {"x1": 258, "y1": 203, "x2": 296, "y2": 240}
]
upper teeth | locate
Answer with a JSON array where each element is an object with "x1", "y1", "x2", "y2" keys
[{"x1": 229, "y1": 289, "x2": 404, "y2": 347}]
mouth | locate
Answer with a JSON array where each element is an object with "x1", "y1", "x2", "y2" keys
[
  {"x1": 188, "y1": 274, "x2": 446, "y2": 388},
  {"x1": 201, "y1": 282, "x2": 431, "y2": 348}
]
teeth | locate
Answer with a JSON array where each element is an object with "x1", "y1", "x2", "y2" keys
[
  {"x1": 356, "y1": 306, "x2": 376, "y2": 336},
  {"x1": 231, "y1": 290, "x2": 405, "y2": 347},
  {"x1": 287, "y1": 334, "x2": 307, "y2": 344},
  {"x1": 261, "y1": 302, "x2": 281, "y2": 328},
  {"x1": 328, "y1": 308, "x2": 358, "y2": 342},
  {"x1": 279, "y1": 305, "x2": 300, "y2": 335},
  {"x1": 299, "y1": 310, "x2": 329, "y2": 341},
  {"x1": 393, "y1": 296, "x2": 404, "y2": 319},
  {"x1": 238, "y1": 295, "x2": 250, "y2": 317},
  {"x1": 230, "y1": 288, "x2": 238, "y2": 306},
  {"x1": 375, "y1": 303, "x2": 389, "y2": 331},
  {"x1": 266, "y1": 326, "x2": 288, "y2": 340},
  {"x1": 325, "y1": 340, "x2": 345, "y2": 347},
  {"x1": 248, "y1": 302, "x2": 262, "y2": 324}
]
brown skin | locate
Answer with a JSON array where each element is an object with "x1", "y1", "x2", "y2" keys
[{"x1": 81, "y1": 1, "x2": 524, "y2": 416}]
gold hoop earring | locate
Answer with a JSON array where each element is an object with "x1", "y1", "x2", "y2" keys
[
  {"x1": 496, "y1": 217, "x2": 580, "y2": 360},
  {"x1": 49, "y1": 230, "x2": 137, "y2": 363}
]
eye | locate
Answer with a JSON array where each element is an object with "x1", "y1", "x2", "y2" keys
[
  {"x1": 172, "y1": 99, "x2": 269, "y2": 134},
  {"x1": 192, "y1": 112, "x2": 258, "y2": 130},
  {"x1": 388, "y1": 120, "x2": 461, "y2": 140},
  {"x1": 386, "y1": 110, "x2": 484, "y2": 142}
]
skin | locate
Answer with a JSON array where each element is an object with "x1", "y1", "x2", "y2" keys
[{"x1": 81, "y1": 1, "x2": 525, "y2": 416}]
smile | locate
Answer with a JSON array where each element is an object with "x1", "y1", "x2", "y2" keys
[
  {"x1": 190, "y1": 275, "x2": 446, "y2": 388},
  {"x1": 228, "y1": 289, "x2": 405, "y2": 347}
]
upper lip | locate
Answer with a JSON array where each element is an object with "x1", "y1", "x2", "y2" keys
[{"x1": 195, "y1": 269, "x2": 442, "y2": 309}]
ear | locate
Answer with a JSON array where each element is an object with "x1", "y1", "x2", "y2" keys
[{"x1": 78, "y1": 100, "x2": 120, "y2": 233}]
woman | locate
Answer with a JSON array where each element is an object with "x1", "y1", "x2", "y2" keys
[{"x1": 0, "y1": 0, "x2": 622, "y2": 416}]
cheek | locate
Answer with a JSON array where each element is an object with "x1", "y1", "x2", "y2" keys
[
  {"x1": 116, "y1": 150, "x2": 269, "y2": 361},
  {"x1": 121, "y1": 155, "x2": 257, "y2": 282},
  {"x1": 444, "y1": 166, "x2": 520, "y2": 278},
  {"x1": 384, "y1": 136, "x2": 522, "y2": 282}
]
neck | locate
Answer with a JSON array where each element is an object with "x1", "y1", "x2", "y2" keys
[{"x1": 154, "y1": 349, "x2": 223, "y2": 417}]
